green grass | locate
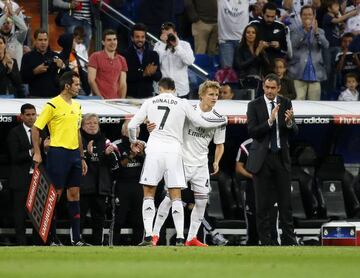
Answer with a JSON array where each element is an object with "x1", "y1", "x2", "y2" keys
[{"x1": 0, "y1": 246, "x2": 360, "y2": 278}]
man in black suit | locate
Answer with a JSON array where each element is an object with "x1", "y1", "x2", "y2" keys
[
  {"x1": 246, "y1": 73, "x2": 298, "y2": 246},
  {"x1": 7, "y1": 104, "x2": 37, "y2": 245},
  {"x1": 122, "y1": 23, "x2": 162, "y2": 98}
]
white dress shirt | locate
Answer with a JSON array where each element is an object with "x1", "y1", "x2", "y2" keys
[
  {"x1": 154, "y1": 40, "x2": 195, "y2": 97},
  {"x1": 264, "y1": 95, "x2": 280, "y2": 149}
]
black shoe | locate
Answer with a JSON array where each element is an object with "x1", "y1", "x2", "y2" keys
[
  {"x1": 72, "y1": 240, "x2": 92, "y2": 246},
  {"x1": 175, "y1": 238, "x2": 185, "y2": 246},
  {"x1": 138, "y1": 236, "x2": 154, "y2": 246}
]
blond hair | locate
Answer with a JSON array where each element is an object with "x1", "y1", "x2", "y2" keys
[{"x1": 198, "y1": 80, "x2": 220, "y2": 100}]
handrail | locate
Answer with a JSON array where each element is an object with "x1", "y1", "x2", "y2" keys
[{"x1": 98, "y1": 0, "x2": 209, "y2": 79}]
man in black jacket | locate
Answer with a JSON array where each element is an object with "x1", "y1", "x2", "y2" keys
[
  {"x1": 80, "y1": 113, "x2": 116, "y2": 245},
  {"x1": 20, "y1": 29, "x2": 66, "y2": 98},
  {"x1": 246, "y1": 73, "x2": 298, "y2": 246},
  {"x1": 122, "y1": 23, "x2": 162, "y2": 98},
  {"x1": 250, "y1": 2, "x2": 289, "y2": 63},
  {"x1": 7, "y1": 104, "x2": 49, "y2": 245}
]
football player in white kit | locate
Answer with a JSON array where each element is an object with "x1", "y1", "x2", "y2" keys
[
  {"x1": 128, "y1": 78, "x2": 227, "y2": 246},
  {"x1": 151, "y1": 80, "x2": 225, "y2": 247}
]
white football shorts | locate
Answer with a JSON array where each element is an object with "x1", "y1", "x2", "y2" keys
[
  {"x1": 140, "y1": 153, "x2": 187, "y2": 188},
  {"x1": 184, "y1": 164, "x2": 211, "y2": 194}
]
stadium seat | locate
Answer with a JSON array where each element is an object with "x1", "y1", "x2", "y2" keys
[
  {"x1": 232, "y1": 88, "x2": 255, "y2": 100},
  {"x1": 194, "y1": 54, "x2": 217, "y2": 80},
  {"x1": 208, "y1": 179, "x2": 245, "y2": 230},
  {"x1": 316, "y1": 155, "x2": 347, "y2": 219}
]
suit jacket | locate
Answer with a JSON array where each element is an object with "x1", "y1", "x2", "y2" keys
[
  {"x1": 122, "y1": 43, "x2": 162, "y2": 98},
  {"x1": 7, "y1": 124, "x2": 33, "y2": 191},
  {"x1": 246, "y1": 95, "x2": 298, "y2": 174}
]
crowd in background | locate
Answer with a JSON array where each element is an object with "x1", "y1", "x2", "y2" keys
[{"x1": 0, "y1": 0, "x2": 359, "y2": 101}]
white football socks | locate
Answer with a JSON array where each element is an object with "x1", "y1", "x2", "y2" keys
[
  {"x1": 152, "y1": 195, "x2": 172, "y2": 236},
  {"x1": 187, "y1": 197, "x2": 208, "y2": 241},
  {"x1": 171, "y1": 199, "x2": 184, "y2": 239},
  {"x1": 142, "y1": 197, "x2": 155, "y2": 237}
]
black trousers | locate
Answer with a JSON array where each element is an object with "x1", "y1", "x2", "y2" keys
[
  {"x1": 253, "y1": 151, "x2": 296, "y2": 245},
  {"x1": 80, "y1": 194, "x2": 107, "y2": 245},
  {"x1": 114, "y1": 180, "x2": 143, "y2": 245},
  {"x1": 245, "y1": 179, "x2": 279, "y2": 245},
  {"x1": 12, "y1": 189, "x2": 28, "y2": 245}
]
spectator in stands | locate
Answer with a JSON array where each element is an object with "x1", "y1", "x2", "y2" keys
[
  {"x1": 138, "y1": 0, "x2": 176, "y2": 38},
  {"x1": 58, "y1": 26, "x2": 90, "y2": 95},
  {"x1": 322, "y1": 0, "x2": 358, "y2": 94},
  {"x1": 246, "y1": 73, "x2": 298, "y2": 245},
  {"x1": 250, "y1": 2, "x2": 290, "y2": 63},
  {"x1": 219, "y1": 84, "x2": 234, "y2": 100},
  {"x1": 282, "y1": 0, "x2": 318, "y2": 14},
  {"x1": 0, "y1": 34, "x2": 22, "y2": 97},
  {"x1": 88, "y1": 29, "x2": 128, "y2": 99},
  {"x1": 0, "y1": 2, "x2": 28, "y2": 70},
  {"x1": 234, "y1": 25, "x2": 270, "y2": 97},
  {"x1": 249, "y1": 1, "x2": 264, "y2": 22},
  {"x1": 122, "y1": 23, "x2": 161, "y2": 98},
  {"x1": 336, "y1": 33, "x2": 360, "y2": 88},
  {"x1": 344, "y1": 0, "x2": 360, "y2": 35},
  {"x1": 7, "y1": 104, "x2": 36, "y2": 245},
  {"x1": 217, "y1": 0, "x2": 249, "y2": 68},
  {"x1": 80, "y1": 113, "x2": 115, "y2": 245},
  {"x1": 21, "y1": 29, "x2": 66, "y2": 98},
  {"x1": 274, "y1": 58, "x2": 297, "y2": 99},
  {"x1": 349, "y1": 34, "x2": 360, "y2": 52},
  {"x1": 184, "y1": 0, "x2": 218, "y2": 56},
  {"x1": 32, "y1": 71, "x2": 88, "y2": 246},
  {"x1": 288, "y1": 5, "x2": 329, "y2": 100},
  {"x1": 154, "y1": 22, "x2": 194, "y2": 98},
  {"x1": 338, "y1": 72, "x2": 359, "y2": 100},
  {"x1": 53, "y1": 0, "x2": 98, "y2": 47},
  {"x1": 113, "y1": 120, "x2": 144, "y2": 245}
]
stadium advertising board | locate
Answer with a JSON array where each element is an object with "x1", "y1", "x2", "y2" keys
[{"x1": 26, "y1": 165, "x2": 57, "y2": 243}]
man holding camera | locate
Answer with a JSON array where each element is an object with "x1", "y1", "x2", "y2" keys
[
  {"x1": 21, "y1": 29, "x2": 66, "y2": 98},
  {"x1": 154, "y1": 22, "x2": 194, "y2": 98}
]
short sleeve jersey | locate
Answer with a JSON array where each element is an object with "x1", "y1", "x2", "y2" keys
[
  {"x1": 128, "y1": 93, "x2": 227, "y2": 154},
  {"x1": 88, "y1": 51, "x2": 128, "y2": 99},
  {"x1": 34, "y1": 96, "x2": 82, "y2": 150},
  {"x1": 182, "y1": 104, "x2": 226, "y2": 166}
]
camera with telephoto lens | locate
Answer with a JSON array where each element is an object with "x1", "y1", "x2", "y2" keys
[{"x1": 166, "y1": 33, "x2": 176, "y2": 53}]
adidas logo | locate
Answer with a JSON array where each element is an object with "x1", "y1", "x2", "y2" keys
[
  {"x1": 172, "y1": 210, "x2": 179, "y2": 214},
  {"x1": 145, "y1": 207, "x2": 153, "y2": 211}
]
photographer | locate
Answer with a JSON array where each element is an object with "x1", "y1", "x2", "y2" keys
[
  {"x1": 153, "y1": 22, "x2": 194, "y2": 98},
  {"x1": 21, "y1": 29, "x2": 67, "y2": 98}
]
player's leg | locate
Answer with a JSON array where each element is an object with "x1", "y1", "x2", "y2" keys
[
  {"x1": 152, "y1": 193, "x2": 171, "y2": 245},
  {"x1": 67, "y1": 186, "x2": 82, "y2": 244},
  {"x1": 168, "y1": 187, "x2": 185, "y2": 245},
  {"x1": 66, "y1": 149, "x2": 84, "y2": 245},
  {"x1": 142, "y1": 185, "x2": 157, "y2": 239},
  {"x1": 165, "y1": 154, "x2": 187, "y2": 245},
  {"x1": 185, "y1": 165, "x2": 210, "y2": 247},
  {"x1": 46, "y1": 147, "x2": 68, "y2": 245},
  {"x1": 138, "y1": 153, "x2": 163, "y2": 246}
]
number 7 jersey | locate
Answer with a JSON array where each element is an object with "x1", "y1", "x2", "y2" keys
[{"x1": 128, "y1": 93, "x2": 227, "y2": 155}]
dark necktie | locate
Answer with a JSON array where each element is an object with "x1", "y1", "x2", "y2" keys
[
  {"x1": 270, "y1": 101, "x2": 279, "y2": 152},
  {"x1": 28, "y1": 129, "x2": 32, "y2": 146}
]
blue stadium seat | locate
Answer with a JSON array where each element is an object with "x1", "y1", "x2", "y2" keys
[{"x1": 194, "y1": 54, "x2": 217, "y2": 80}]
